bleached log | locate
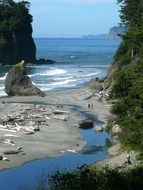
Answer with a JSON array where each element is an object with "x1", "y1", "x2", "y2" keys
[
  {"x1": 3, "y1": 134, "x2": 19, "y2": 138},
  {"x1": 53, "y1": 115, "x2": 69, "y2": 121},
  {"x1": 0, "y1": 139, "x2": 15, "y2": 146},
  {"x1": 60, "y1": 150, "x2": 66, "y2": 154},
  {"x1": 0, "y1": 124, "x2": 6, "y2": 129},
  {"x1": 67, "y1": 149, "x2": 77, "y2": 153},
  {"x1": 2, "y1": 157, "x2": 9, "y2": 161},
  {"x1": 0, "y1": 128, "x2": 17, "y2": 133},
  {"x1": 45, "y1": 116, "x2": 50, "y2": 120},
  {"x1": 31, "y1": 114, "x2": 43, "y2": 118}
]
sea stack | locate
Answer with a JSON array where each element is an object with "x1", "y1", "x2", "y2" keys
[{"x1": 5, "y1": 60, "x2": 46, "y2": 97}]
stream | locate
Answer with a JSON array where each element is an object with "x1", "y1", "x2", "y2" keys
[{"x1": 0, "y1": 105, "x2": 112, "y2": 190}]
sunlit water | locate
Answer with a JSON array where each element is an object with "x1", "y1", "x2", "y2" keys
[{"x1": 0, "y1": 38, "x2": 121, "y2": 96}]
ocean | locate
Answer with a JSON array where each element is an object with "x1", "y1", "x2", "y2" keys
[{"x1": 0, "y1": 38, "x2": 121, "y2": 96}]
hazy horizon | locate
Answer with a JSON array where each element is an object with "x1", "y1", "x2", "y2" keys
[
  {"x1": 33, "y1": 33, "x2": 112, "y2": 38},
  {"x1": 15, "y1": 0, "x2": 120, "y2": 38}
]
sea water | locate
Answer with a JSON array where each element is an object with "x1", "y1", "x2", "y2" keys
[{"x1": 0, "y1": 38, "x2": 121, "y2": 96}]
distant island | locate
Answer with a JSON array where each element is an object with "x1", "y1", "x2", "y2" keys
[
  {"x1": 82, "y1": 34, "x2": 108, "y2": 39},
  {"x1": 83, "y1": 26, "x2": 127, "y2": 39}
]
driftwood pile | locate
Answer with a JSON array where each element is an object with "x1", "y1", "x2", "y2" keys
[
  {"x1": 0, "y1": 104, "x2": 70, "y2": 160},
  {"x1": 84, "y1": 90, "x2": 109, "y2": 101},
  {"x1": 0, "y1": 105, "x2": 70, "y2": 135}
]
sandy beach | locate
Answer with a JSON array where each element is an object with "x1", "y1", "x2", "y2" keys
[{"x1": 0, "y1": 86, "x2": 112, "y2": 170}]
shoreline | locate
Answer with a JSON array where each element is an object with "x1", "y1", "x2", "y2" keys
[{"x1": 0, "y1": 86, "x2": 112, "y2": 171}]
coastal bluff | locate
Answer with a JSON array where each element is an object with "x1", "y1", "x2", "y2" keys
[{"x1": 5, "y1": 61, "x2": 46, "y2": 96}]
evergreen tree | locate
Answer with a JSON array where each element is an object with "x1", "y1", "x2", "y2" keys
[
  {"x1": 0, "y1": 0, "x2": 36, "y2": 64},
  {"x1": 118, "y1": 0, "x2": 143, "y2": 57}
]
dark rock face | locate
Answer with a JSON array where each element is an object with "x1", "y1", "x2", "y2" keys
[
  {"x1": 0, "y1": 1, "x2": 36, "y2": 65},
  {"x1": 5, "y1": 61, "x2": 46, "y2": 96},
  {"x1": 0, "y1": 25, "x2": 36, "y2": 65}
]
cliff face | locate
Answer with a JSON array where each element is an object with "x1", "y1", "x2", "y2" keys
[{"x1": 0, "y1": 1, "x2": 36, "y2": 65}]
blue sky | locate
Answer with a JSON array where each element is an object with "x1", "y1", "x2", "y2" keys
[{"x1": 24, "y1": 0, "x2": 120, "y2": 37}]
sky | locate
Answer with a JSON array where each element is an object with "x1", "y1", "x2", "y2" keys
[{"x1": 21, "y1": 0, "x2": 120, "y2": 38}]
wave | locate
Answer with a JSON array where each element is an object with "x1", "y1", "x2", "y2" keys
[
  {"x1": 38, "y1": 79, "x2": 77, "y2": 87},
  {"x1": 0, "y1": 73, "x2": 7, "y2": 81},
  {"x1": 28, "y1": 68, "x2": 66, "y2": 78},
  {"x1": 82, "y1": 71, "x2": 100, "y2": 78},
  {"x1": 39, "y1": 83, "x2": 77, "y2": 91},
  {"x1": 37, "y1": 78, "x2": 77, "y2": 91},
  {"x1": 70, "y1": 55, "x2": 77, "y2": 59},
  {"x1": 78, "y1": 65, "x2": 110, "y2": 68},
  {"x1": 54, "y1": 76, "x2": 73, "y2": 81}
]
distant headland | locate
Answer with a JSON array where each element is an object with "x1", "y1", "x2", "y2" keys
[{"x1": 83, "y1": 26, "x2": 127, "y2": 39}]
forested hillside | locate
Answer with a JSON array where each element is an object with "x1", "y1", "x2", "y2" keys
[
  {"x1": 109, "y1": 0, "x2": 143, "y2": 151},
  {"x1": 0, "y1": 0, "x2": 36, "y2": 65}
]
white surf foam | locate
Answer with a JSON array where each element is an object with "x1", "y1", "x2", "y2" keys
[
  {"x1": 45, "y1": 68, "x2": 67, "y2": 76},
  {"x1": 0, "y1": 73, "x2": 7, "y2": 81},
  {"x1": 54, "y1": 76, "x2": 73, "y2": 81},
  {"x1": 39, "y1": 83, "x2": 77, "y2": 91},
  {"x1": 37, "y1": 78, "x2": 77, "y2": 91},
  {"x1": 70, "y1": 55, "x2": 77, "y2": 59},
  {"x1": 28, "y1": 68, "x2": 66, "y2": 78},
  {"x1": 82, "y1": 71, "x2": 100, "y2": 78}
]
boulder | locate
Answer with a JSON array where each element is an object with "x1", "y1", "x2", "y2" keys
[
  {"x1": 79, "y1": 119, "x2": 94, "y2": 129},
  {"x1": 5, "y1": 60, "x2": 46, "y2": 96}
]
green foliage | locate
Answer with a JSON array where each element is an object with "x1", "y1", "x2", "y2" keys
[
  {"x1": 33, "y1": 165, "x2": 143, "y2": 190},
  {"x1": 117, "y1": 0, "x2": 143, "y2": 56},
  {"x1": 111, "y1": 59, "x2": 143, "y2": 150},
  {"x1": 111, "y1": 0, "x2": 143, "y2": 152},
  {"x1": 114, "y1": 42, "x2": 129, "y2": 61},
  {"x1": 0, "y1": 0, "x2": 36, "y2": 64}
]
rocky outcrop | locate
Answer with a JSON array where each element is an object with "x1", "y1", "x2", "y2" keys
[
  {"x1": 36, "y1": 59, "x2": 56, "y2": 65},
  {"x1": 5, "y1": 61, "x2": 46, "y2": 96}
]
